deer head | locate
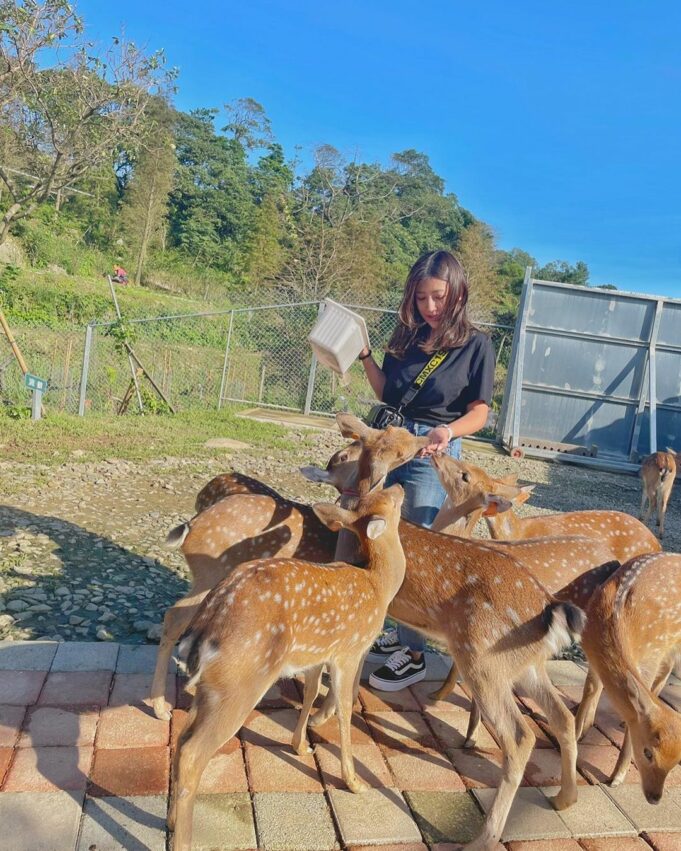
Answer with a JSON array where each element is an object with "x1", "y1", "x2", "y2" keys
[
  {"x1": 335, "y1": 413, "x2": 430, "y2": 494},
  {"x1": 625, "y1": 673, "x2": 681, "y2": 804}
]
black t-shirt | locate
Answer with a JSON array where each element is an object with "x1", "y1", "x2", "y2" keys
[{"x1": 381, "y1": 330, "x2": 495, "y2": 427}]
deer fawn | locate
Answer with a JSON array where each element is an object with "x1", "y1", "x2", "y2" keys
[
  {"x1": 574, "y1": 552, "x2": 681, "y2": 799},
  {"x1": 168, "y1": 484, "x2": 407, "y2": 851},
  {"x1": 640, "y1": 450, "x2": 678, "y2": 539}
]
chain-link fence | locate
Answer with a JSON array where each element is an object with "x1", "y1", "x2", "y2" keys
[
  {"x1": 75, "y1": 302, "x2": 514, "y2": 424},
  {"x1": 0, "y1": 325, "x2": 86, "y2": 414}
]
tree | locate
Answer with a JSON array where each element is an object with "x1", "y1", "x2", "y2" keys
[
  {"x1": 167, "y1": 108, "x2": 254, "y2": 275},
  {"x1": 454, "y1": 219, "x2": 500, "y2": 321},
  {"x1": 119, "y1": 99, "x2": 176, "y2": 284},
  {"x1": 535, "y1": 259, "x2": 590, "y2": 286},
  {"x1": 223, "y1": 97, "x2": 272, "y2": 151},
  {"x1": 0, "y1": 2, "x2": 173, "y2": 243}
]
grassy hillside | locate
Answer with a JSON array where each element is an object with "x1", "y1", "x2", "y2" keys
[{"x1": 0, "y1": 265, "x2": 231, "y2": 330}]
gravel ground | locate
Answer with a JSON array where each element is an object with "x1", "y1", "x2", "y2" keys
[{"x1": 0, "y1": 432, "x2": 678, "y2": 644}]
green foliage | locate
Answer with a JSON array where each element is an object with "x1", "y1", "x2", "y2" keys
[
  {"x1": 104, "y1": 319, "x2": 137, "y2": 354},
  {"x1": 535, "y1": 259, "x2": 590, "y2": 286}
]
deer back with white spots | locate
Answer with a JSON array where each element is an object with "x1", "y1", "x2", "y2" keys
[{"x1": 575, "y1": 552, "x2": 681, "y2": 800}]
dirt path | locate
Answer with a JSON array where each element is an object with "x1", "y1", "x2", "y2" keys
[{"x1": 0, "y1": 433, "x2": 678, "y2": 643}]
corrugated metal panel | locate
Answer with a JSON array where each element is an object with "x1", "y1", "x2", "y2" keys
[{"x1": 500, "y1": 273, "x2": 681, "y2": 469}]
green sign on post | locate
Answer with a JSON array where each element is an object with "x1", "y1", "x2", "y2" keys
[
  {"x1": 25, "y1": 373, "x2": 48, "y2": 420},
  {"x1": 25, "y1": 373, "x2": 48, "y2": 393}
]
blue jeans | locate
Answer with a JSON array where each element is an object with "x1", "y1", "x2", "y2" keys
[{"x1": 385, "y1": 419, "x2": 462, "y2": 654}]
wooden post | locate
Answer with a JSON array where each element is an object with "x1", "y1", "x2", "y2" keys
[{"x1": 0, "y1": 306, "x2": 29, "y2": 375}]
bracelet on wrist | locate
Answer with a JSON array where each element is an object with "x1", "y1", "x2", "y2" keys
[{"x1": 358, "y1": 349, "x2": 372, "y2": 361}]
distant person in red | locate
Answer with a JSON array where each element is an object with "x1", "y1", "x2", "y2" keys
[{"x1": 112, "y1": 265, "x2": 129, "y2": 285}]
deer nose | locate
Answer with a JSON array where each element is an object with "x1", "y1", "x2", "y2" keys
[{"x1": 645, "y1": 790, "x2": 661, "y2": 805}]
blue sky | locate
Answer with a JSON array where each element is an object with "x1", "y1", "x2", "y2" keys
[{"x1": 78, "y1": 0, "x2": 681, "y2": 298}]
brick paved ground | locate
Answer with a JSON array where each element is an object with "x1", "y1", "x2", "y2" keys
[{"x1": 1, "y1": 641, "x2": 681, "y2": 850}]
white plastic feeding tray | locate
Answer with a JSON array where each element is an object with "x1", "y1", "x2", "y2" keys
[{"x1": 308, "y1": 299, "x2": 370, "y2": 375}]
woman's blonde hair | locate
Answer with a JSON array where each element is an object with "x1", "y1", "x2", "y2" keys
[{"x1": 387, "y1": 250, "x2": 473, "y2": 357}]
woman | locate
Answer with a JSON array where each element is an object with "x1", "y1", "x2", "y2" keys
[{"x1": 357, "y1": 249, "x2": 495, "y2": 691}]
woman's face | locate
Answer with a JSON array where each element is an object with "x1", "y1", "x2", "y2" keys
[{"x1": 415, "y1": 276, "x2": 449, "y2": 330}]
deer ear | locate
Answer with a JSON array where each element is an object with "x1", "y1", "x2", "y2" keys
[
  {"x1": 312, "y1": 503, "x2": 355, "y2": 532},
  {"x1": 366, "y1": 516, "x2": 387, "y2": 540},
  {"x1": 513, "y1": 484, "x2": 535, "y2": 505},
  {"x1": 336, "y1": 412, "x2": 372, "y2": 440},
  {"x1": 299, "y1": 465, "x2": 331, "y2": 483},
  {"x1": 482, "y1": 494, "x2": 513, "y2": 516},
  {"x1": 626, "y1": 672, "x2": 656, "y2": 721}
]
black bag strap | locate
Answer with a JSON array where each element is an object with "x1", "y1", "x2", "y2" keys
[{"x1": 396, "y1": 349, "x2": 450, "y2": 412}]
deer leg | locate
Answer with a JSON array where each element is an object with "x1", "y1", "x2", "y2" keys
[
  {"x1": 463, "y1": 681, "x2": 535, "y2": 850},
  {"x1": 464, "y1": 699, "x2": 482, "y2": 749},
  {"x1": 658, "y1": 489, "x2": 671, "y2": 538},
  {"x1": 640, "y1": 488, "x2": 651, "y2": 522},
  {"x1": 574, "y1": 667, "x2": 603, "y2": 740},
  {"x1": 523, "y1": 666, "x2": 578, "y2": 809},
  {"x1": 291, "y1": 665, "x2": 323, "y2": 755},
  {"x1": 609, "y1": 726, "x2": 632, "y2": 786},
  {"x1": 330, "y1": 658, "x2": 368, "y2": 794},
  {"x1": 170, "y1": 683, "x2": 263, "y2": 851},
  {"x1": 151, "y1": 590, "x2": 208, "y2": 720},
  {"x1": 430, "y1": 659, "x2": 458, "y2": 701},
  {"x1": 308, "y1": 671, "x2": 337, "y2": 727}
]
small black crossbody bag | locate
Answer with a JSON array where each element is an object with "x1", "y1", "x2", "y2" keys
[{"x1": 365, "y1": 349, "x2": 450, "y2": 429}]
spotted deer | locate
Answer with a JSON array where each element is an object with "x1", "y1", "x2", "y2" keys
[
  {"x1": 300, "y1": 416, "x2": 586, "y2": 849},
  {"x1": 432, "y1": 453, "x2": 662, "y2": 562},
  {"x1": 150, "y1": 440, "x2": 402, "y2": 720},
  {"x1": 168, "y1": 484, "x2": 408, "y2": 851},
  {"x1": 574, "y1": 553, "x2": 681, "y2": 799},
  {"x1": 640, "y1": 450, "x2": 678, "y2": 539}
]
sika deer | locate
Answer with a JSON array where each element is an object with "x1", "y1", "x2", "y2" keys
[
  {"x1": 150, "y1": 440, "x2": 397, "y2": 720},
  {"x1": 574, "y1": 553, "x2": 681, "y2": 799},
  {"x1": 304, "y1": 416, "x2": 585, "y2": 849},
  {"x1": 640, "y1": 450, "x2": 678, "y2": 539},
  {"x1": 168, "y1": 484, "x2": 407, "y2": 851}
]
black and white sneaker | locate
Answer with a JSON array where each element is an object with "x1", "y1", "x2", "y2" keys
[
  {"x1": 366, "y1": 629, "x2": 401, "y2": 663},
  {"x1": 369, "y1": 649, "x2": 426, "y2": 691}
]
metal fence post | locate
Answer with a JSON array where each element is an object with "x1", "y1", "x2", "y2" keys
[
  {"x1": 78, "y1": 322, "x2": 94, "y2": 416},
  {"x1": 303, "y1": 302, "x2": 323, "y2": 415},
  {"x1": 217, "y1": 310, "x2": 234, "y2": 410},
  {"x1": 498, "y1": 266, "x2": 532, "y2": 446},
  {"x1": 648, "y1": 299, "x2": 663, "y2": 454}
]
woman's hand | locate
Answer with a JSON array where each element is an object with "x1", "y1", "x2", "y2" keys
[
  {"x1": 358, "y1": 346, "x2": 371, "y2": 359},
  {"x1": 420, "y1": 425, "x2": 452, "y2": 456}
]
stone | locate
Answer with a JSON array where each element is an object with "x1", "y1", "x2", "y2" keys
[
  {"x1": 204, "y1": 437, "x2": 251, "y2": 450},
  {"x1": 191, "y1": 793, "x2": 257, "y2": 850},
  {"x1": 404, "y1": 790, "x2": 485, "y2": 845},
  {"x1": 0, "y1": 640, "x2": 58, "y2": 670},
  {"x1": 473, "y1": 787, "x2": 571, "y2": 842},
  {"x1": 329, "y1": 787, "x2": 422, "y2": 846},
  {"x1": 0, "y1": 790, "x2": 84, "y2": 850},
  {"x1": 542, "y1": 784, "x2": 637, "y2": 837},
  {"x1": 604, "y1": 784, "x2": 681, "y2": 832},
  {"x1": 253, "y1": 792, "x2": 338, "y2": 850},
  {"x1": 77, "y1": 795, "x2": 168, "y2": 851},
  {"x1": 52, "y1": 641, "x2": 119, "y2": 670}
]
